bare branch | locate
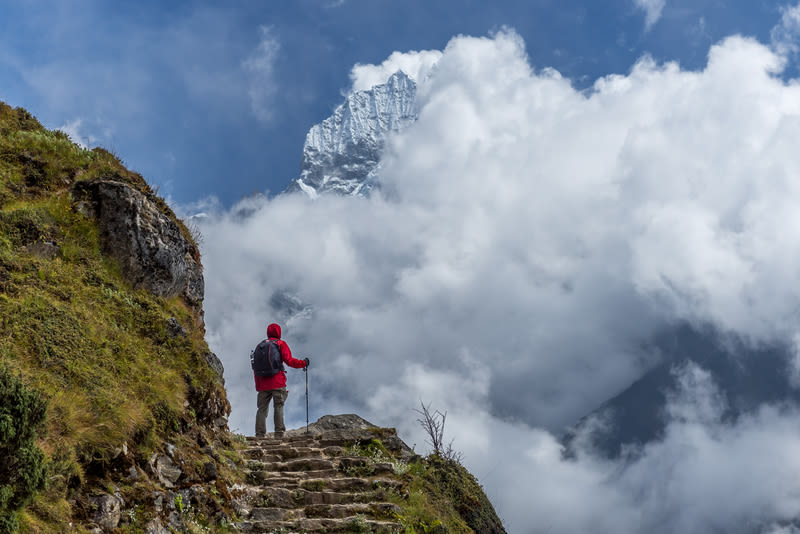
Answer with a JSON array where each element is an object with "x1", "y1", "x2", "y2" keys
[{"x1": 415, "y1": 400, "x2": 462, "y2": 462}]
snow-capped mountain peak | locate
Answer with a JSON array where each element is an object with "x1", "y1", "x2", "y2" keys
[{"x1": 284, "y1": 70, "x2": 418, "y2": 197}]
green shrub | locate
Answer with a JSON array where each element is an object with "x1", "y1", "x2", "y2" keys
[{"x1": 0, "y1": 365, "x2": 47, "y2": 532}]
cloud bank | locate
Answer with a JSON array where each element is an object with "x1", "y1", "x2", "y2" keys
[{"x1": 198, "y1": 28, "x2": 800, "y2": 533}]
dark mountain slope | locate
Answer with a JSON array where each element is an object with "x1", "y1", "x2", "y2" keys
[{"x1": 565, "y1": 323, "x2": 797, "y2": 458}]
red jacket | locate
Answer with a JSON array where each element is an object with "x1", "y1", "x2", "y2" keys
[{"x1": 254, "y1": 323, "x2": 307, "y2": 391}]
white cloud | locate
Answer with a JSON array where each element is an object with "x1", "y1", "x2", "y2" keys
[
  {"x1": 199, "y1": 29, "x2": 800, "y2": 533},
  {"x1": 772, "y1": 3, "x2": 800, "y2": 57},
  {"x1": 633, "y1": 0, "x2": 667, "y2": 30},
  {"x1": 350, "y1": 49, "x2": 442, "y2": 92},
  {"x1": 242, "y1": 25, "x2": 281, "y2": 123}
]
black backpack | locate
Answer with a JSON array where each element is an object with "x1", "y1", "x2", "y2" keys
[{"x1": 251, "y1": 339, "x2": 285, "y2": 377}]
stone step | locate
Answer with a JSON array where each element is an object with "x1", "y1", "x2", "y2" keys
[
  {"x1": 255, "y1": 485, "x2": 399, "y2": 507},
  {"x1": 246, "y1": 468, "x2": 340, "y2": 485},
  {"x1": 248, "y1": 444, "x2": 347, "y2": 457},
  {"x1": 248, "y1": 455, "x2": 398, "y2": 475},
  {"x1": 337, "y1": 458, "x2": 398, "y2": 477},
  {"x1": 321, "y1": 445, "x2": 347, "y2": 457},
  {"x1": 337, "y1": 456, "x2": 370, "y2": 469},
  {"x1": 246, "y1": 435, "x2": 318, "y2": 448},
  {"x1": 300, "y1": 477, "x2": 404, "y2": 493},
  {"x1": 244, "y1": 445, "x2": 344, "y2": 461},
  {"x1": 242, "y1": 449, "x2": 284, "y2": 461},
  {"x1": 255, "y1": 487, "x2": 331, "y2": 508},
  {"x1": 245, "y1": 459, "x2": 277, "y2": 471},
  {"x1": 237, "y1": 477, "x2": 405, "y2": 498},
  {"x1": 252, "y1": 457, "x2": 335, "y2": 473},
  {"x1": 304, "y1": 502, "x2": 402, "y2": 520},
  {"x1": 244, "y1": 475, "x2": 301, "y2": 488},
  {"x1": 247, "y1": 501, "x2": 400, "y2": 521},
  {"x1": 238, "y1": 517, "x2": 403, "y2": 533},
  {"x1": 250, "y1": 447, "x2": 326, "y2": 461},
  {"x1": 316, "y1": 437, "x2": 371, "y2": 448},
  {"x1": 249, "y1": 507, "x2": 301, "y2": 522}
]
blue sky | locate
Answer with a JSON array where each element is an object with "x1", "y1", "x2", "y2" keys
[
  {"x1": 11, "y1": 3, "x2": 800, "y2": 532},
  {"x1": 0, "y1": 0, "x2": 792, "y2": 206}
]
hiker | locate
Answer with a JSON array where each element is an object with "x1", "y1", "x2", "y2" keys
[{"x1": 252, "y1": 323, "x2": 309, "y2": 438}]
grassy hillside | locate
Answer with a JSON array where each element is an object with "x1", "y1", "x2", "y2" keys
[
  {"x1": 0, "y1": 102, "x2": 506, "y2": 533},
  {"x1": 0, "y1": 102, "x2": 233, "y2": 531}
]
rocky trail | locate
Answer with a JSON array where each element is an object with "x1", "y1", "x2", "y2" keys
[{"x1": 231, "y1": 416, "x2": 413, "y2": 533}]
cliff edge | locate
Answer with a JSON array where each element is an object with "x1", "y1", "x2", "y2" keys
[
  {"x1": 0, "y1": 101, "x2": 505, "y2": 533},
  {"x1": 0, "y1": 101, "x2": 231, "y2": 532}
]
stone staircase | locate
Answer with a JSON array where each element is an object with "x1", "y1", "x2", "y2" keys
[{"x1": 231, "y1": 417, "x2": 413, "y2": 533}]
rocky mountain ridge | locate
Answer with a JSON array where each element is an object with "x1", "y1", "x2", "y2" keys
[
  {"x1": 564, "y1": 323, "x2": 800, "y2": 459},
  {"x1": 284, "y1": 70, "x2": 418, "y2": 197}
]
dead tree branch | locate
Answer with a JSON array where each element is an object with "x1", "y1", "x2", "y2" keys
[{"x1": 415, "y1": 400, "x2": 463, "y2": 463}]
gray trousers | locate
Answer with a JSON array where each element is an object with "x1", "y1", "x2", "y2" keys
[{"x1": 255, "y1": 388, "x2": 287, "y2": 436}]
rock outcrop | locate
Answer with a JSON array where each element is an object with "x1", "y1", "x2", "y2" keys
[
  {"x1": 71, "y1": 179, "x2": 204, "y2": 308},
  {"x1": 88, "y1": 493, "x2": 122, "y2": 531}
]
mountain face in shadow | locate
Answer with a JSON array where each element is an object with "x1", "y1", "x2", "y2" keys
[{"x1": 565, "y1": 323, "x2": 798, "y2": 458}]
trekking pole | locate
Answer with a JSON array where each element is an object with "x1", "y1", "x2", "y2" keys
[{"x1": 304, "y1": 364, "x2": 309, "y2": 434}]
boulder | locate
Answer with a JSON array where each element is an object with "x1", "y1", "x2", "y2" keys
[
  {"x1": 204, "y1": 351, "x2": 225, "y2": 381},
  {"x1": 89, "y1": 493, "x2": 121, "y2": 531},
  {"x1": 152, "y1": 491, "x2": 165, "y2": 513},
  {"x1": 71, "y1": 179, "x2": 203, "y2": 306},
  {"x1": 148, "y1": 453, "x2": 183, "y2": 488},
  {"x1": 127, "y1": 465, "x2": 140, "y2": 480},
  {"x1": 166, "y1": 317, "x2": 187, "y2": 338},
  {"x1": 287, "y1": 414, "x2": 414, "y2": 458},
  {"x1": 167, "y1": 511, "x2": 184, "y2": 532},
  {"x1": 304, "y1": 414, "x2": 377, "y2": 433},
  {"x1": 203, "y1": 461, "x2": 218, "y2": 481}
]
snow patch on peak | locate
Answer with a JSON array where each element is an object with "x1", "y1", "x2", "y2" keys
[{"x1": 284, "y1": 70, "x2": 418, "y2": 197}]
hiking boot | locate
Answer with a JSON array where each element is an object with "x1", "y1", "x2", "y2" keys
[{"x1": 273, "y1": 431, "x2": 284, "y2": 439}]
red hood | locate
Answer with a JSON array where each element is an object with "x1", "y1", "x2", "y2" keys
[{"x1": 267, "y1": 323, "x2": 281, "y2": 339}]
